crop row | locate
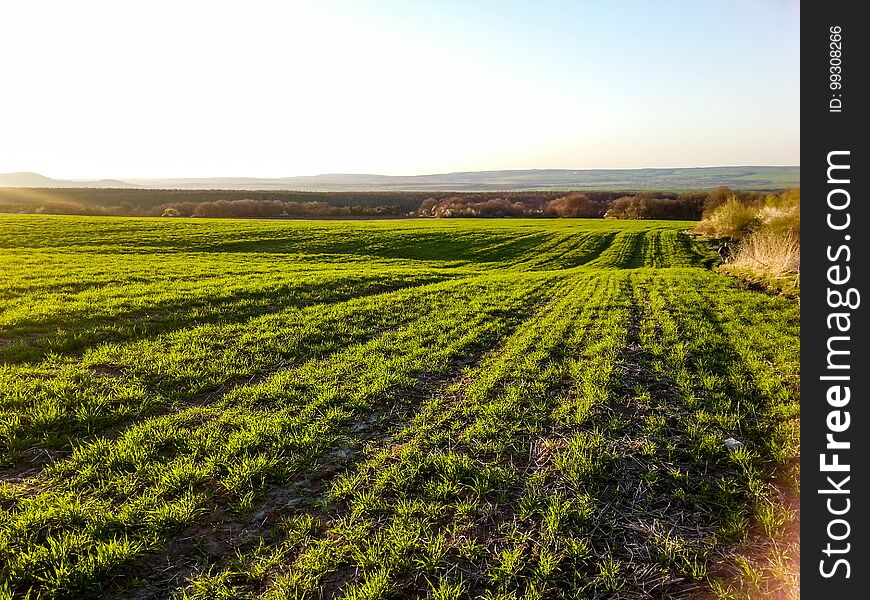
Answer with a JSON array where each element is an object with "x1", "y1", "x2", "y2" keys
[
  {"x1": 0, "y1": 216, "x2": 797, "y2": 599},
  {"x1": 0, "y1": 274, "x2": 555, "y2": 460},
  {"x1": 0, "y1": 272, "x2": 566, "y2": 597}
]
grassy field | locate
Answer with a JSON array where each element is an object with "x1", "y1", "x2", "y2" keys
[{"x1": 0, "y1": 216, "x2": 799, "y2": 599}]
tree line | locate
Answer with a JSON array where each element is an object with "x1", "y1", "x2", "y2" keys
[{"x1": 0, "y1": 187, "x2": 794, "y2": 221}]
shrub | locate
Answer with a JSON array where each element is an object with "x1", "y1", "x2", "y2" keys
[
  {"x1": 694, "y1": 197, "x2": 760, "y2": 239},
  {"x1": 605, "y1": 197, "x2": 648, "y2": 219},
  {"x1": 548, "y1": 193, "x2": 599, "y2": 217},
  {"x1": 702, "y1": 187, "x2": 765, "y2": 217},
  {"x1": 757, "y1": 205, "x2": 799, "y2": 237}
]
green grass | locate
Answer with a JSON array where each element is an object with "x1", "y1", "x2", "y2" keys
[{"x1": 0, "y1": 215, "x2": 799, "y2": 599}]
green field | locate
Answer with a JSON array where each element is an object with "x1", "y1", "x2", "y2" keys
[{"x1": 0, "y1": 216, "x2": 799, "y2": 599}]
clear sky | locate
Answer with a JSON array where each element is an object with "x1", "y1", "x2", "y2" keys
[{"x1": 0, "y1": 0, "x2": 799, "y2": 178}]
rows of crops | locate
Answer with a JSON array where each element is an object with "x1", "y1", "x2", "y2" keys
[{"x1": 0, "y1": 216, "x2": 798, "y2": 599}]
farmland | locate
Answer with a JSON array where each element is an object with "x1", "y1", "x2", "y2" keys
[{"x1": 0, "y1": 216, "x2": 799, "y2": 599}]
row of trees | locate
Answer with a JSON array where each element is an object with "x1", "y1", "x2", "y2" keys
[
  {"x1": 1, "y1": 187, "x2": 793, "y2": 221},
  {"x1": 155, "y1": 199, "x2": 398, "y2": 218},
  {"x1": 416, "y1": 191, "x2": 710, "y2": 220},
  {"x1": 603, "y1": 195, "x2": 706, "y2": 220},
  {"x1": 418, "y1": 197, "x2": 534, "y2": 218}
]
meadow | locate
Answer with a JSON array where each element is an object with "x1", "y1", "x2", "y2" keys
[{"x1": 0, "y1": 215, "x2": 799, "y2": 599}]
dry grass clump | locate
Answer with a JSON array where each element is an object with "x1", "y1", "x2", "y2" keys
[
  {"x1": 696, "y1": 190, "x2": 800, "y2": 280},
  {"x1": 730, "y1": 228, "x2": 800, "y2": 276},
  {"x1": 694, "y1": 197, "x2": 760, "y2": 239}
]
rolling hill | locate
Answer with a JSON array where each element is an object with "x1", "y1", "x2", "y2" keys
[{"x1": 0, "y1": 166, "x2": 799, "y2": 192}]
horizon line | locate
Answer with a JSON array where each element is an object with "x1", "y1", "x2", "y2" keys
[{"x1": 3, "y1": 164, "x2": 801, "y2": 182}]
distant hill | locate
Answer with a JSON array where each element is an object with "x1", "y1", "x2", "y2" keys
[
  {"x1": 0, "y1": 172, "x2": 139, "y2": 189},
  {"x1": 0, "y1": 172, "x2": 62, "y2": 187},
  {"x1": 0, "y1": 166, "x2": 799, "y2": 192}
]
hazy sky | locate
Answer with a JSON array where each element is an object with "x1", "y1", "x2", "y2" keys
[{"x1": 1, "y1": 0, "x2": 799, "y2": 178}]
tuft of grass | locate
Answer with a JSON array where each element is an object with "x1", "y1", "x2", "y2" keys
[{"x1": 730, "y1": 228, "x2": 799, "y2": 276}]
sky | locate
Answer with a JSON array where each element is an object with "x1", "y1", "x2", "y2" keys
[{"x1": 0, "y1": 0, "x2": 800, "y2": 178}]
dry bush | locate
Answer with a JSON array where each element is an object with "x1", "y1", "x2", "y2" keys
[
  {"x1": 757, "y1": 204, "x2": 800, "y2": 237},
  {"x1": 694, "y1": 196, "x2": 760, "y2": 238},
  {"x1": 605, "y1": 196, "x2": 648, "y2": 219},
  {"x1": 731, "y1": 228, "x2": 800, "y2": 275},
  {"x1": 418, "y1": 197, "x2": 530, "y2": 217},
  {"x1": 547, "y1": 193, "x2": 600, "y2": 217}
]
